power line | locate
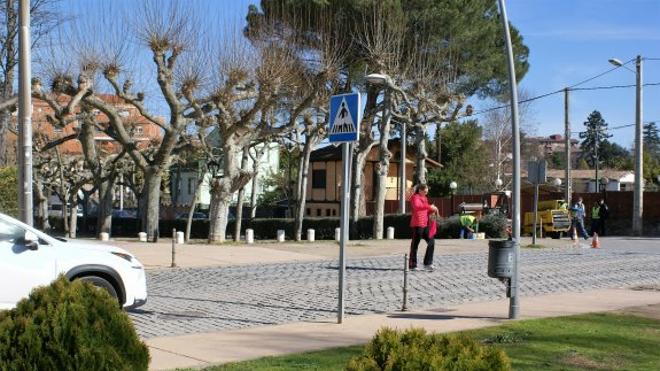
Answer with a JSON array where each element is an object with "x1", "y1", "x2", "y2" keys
[
  {"x1": 469, "y1": 82, "x2": 660, "y2": 117},
  {"x1": 571, "y1": 121, "x2": 657, "y2": 136},
  {"x1": 566, "y1": 57, "x2": 634, "y2": 89}
]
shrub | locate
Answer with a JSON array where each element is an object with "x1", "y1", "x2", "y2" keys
[
  {"x1": 346, "y1": 327, "x2": 511, "y2": 371},
  {"x1": 0, "y1": 166, "x2": 18, "y2": 218},
  {"x1": 479, "y1": 214, "x2": 508, "y2": 239},
  {"x1": 0, "y1": 276, "x2": 149, "y2": 371}
]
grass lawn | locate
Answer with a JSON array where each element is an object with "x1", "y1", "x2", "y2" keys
[{"x1": 195, "y1": 312, "x2": 660, "y2": 371}]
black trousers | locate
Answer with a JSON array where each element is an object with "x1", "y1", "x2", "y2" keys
[{"x1": 409, "y1": 226, "x2": 435, "y2": 268}]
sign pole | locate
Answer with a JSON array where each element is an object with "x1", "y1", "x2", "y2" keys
[
  {"x1": 338, "y1": 142, "x2": 351, "y2": 323},
  {"x1": 328, "y1": 92, "x2": 360, "y2": 324}
]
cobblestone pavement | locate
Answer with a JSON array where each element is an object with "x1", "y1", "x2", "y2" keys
[{"x1": 130, "y1": 241, "x2": 660, "y2": 338}]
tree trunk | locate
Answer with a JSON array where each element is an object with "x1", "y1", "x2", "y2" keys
[
  {"x1": 0, "y1": 111, "x2": 10, "y2": 166},
  {"x1": 209, "y1": 187, "x2": 231, "y2": 243},
  {"x1": 414, "y1": 125, "x2": 428, "y2": 185},
  {"x1": 435, "y1": 122, "x2": 442, "y2": 164},
  {"x1": 68, "y1": 190, "x2": 79, "y2": 239},
  {"x1": 294, "y1": 139, "x2": 313, "y2": 241},
  {"x1": 185, "y1": 175, "x2": 204, "y2": 242},
  {"x1": 351, "y1": 150, "x2": 369, "y2": 223},
  {"x1": 233, "y1": 151, "x2": 250, "y2": 242},
  {"x1": 96, "y1": 177, "x2": 115, "y2": 238},
  {"x1": 373, "y1": 93, "x2": 392, "y2": 240},
  {"x1": 142, "y1": 168, "x2": 162, "y2": 242},
  {"x1": 250, "y1": 168, "x2": 258, "y2": 219},
  {"x1": 33, "y1": 179, "x2": 49, "y2": 230}
]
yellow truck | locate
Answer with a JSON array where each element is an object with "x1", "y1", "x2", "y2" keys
[{"x1": 523, "y1": 200, "x2": 571, "y2": 239}]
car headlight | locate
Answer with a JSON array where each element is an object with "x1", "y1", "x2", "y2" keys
[{"x1": 111, "y1": 251, "x2": 133, "y2": 263}]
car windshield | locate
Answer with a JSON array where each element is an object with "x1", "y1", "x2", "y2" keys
[
  {"x1": 0, "y1": 219, "x2": 23, "y2": 243},
  {"x1": 0, "y1": 213, "x2": 57, "y2": 245}
]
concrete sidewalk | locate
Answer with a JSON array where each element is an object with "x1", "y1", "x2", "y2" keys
[
  {"x1": 108, "y1": 237, "x2": 573, "y2": 270},
  {"x1": 145, "y1": 287, "x2": 660, "y2": 370}
]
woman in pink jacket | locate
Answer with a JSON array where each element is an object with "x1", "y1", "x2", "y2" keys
[{"x1": 409, "y1": 184, "x2": 438, "y2": 271}]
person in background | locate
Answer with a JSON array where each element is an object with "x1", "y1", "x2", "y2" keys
[
  {"x1": 459, "y1": 212, "x2": 477, "y2": 239},
  {"x1": 409, "y1": 184, "x2": 438, "y2": 271},
  {"x1": 597, "y1": 199, "x2": 609, "y2": 236},
  {"x1": 590, "y1": 201, "x2": 601, "y2": 236},
  {"x1": 571, "y1": 197, "x2": 589, "y2": 240}
]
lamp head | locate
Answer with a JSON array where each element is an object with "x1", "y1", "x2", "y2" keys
[
  {"x1": 608, "y1": 58, "x2": 623, "y2": 67},
  {"x1": 365, "y1": 73, "x2": 388, "y2": 85},
  {"x1": 449, "y1": 181, "x2": 458, "y2": 190}
]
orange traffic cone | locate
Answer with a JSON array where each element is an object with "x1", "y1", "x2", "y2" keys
[{"x1": 591, "y1": 233, "x2": 600, "y2": 248}]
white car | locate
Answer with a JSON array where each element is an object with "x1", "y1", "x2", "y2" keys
[{"x1": 0, "y1": 212, "x2": 147, "y2": 310}]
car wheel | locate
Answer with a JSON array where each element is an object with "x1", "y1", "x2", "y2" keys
[{"x1": 77, "y1": 275, "x2": 120, "y2": 305}]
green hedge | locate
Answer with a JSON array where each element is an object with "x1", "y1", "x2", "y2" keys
[
  {"x1": 0, "y1": 166, "x2": 18, "y2": 218},
  {"x1": 48, "y1": 213, "x2": 508, "y2": 240},
  {"x1": 346, "y1": 327, "x2": 511, "y2": 370},
  {"x1": 0, "y1": 276, "x2": 149, "y2": 370}
]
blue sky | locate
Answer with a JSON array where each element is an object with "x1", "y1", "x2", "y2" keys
[
  {"x1": 497, "y1": 0, "x2": 660, "y2": 147},
  {"x1": 58, "y1": 0, "x2": 660, "y2": 148}
]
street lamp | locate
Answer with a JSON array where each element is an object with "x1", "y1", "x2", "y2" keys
[
  {"x1": 600, "y1": 177, "x2": 609, "y2": 202},
  {"x1": 366, "y1": 73, "x2": 407, "y2": 214},
  {"x1": 609, "y1": 56, "x2": 643, "y2": 235},
  {"x1": 449, "y1": 181, "x2": 458, "y2": 215},
  {"x1": 495, "y1": 178, "x2": 503, "y2": 190}
]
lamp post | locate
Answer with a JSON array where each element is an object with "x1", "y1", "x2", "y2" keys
[
  {"x1": 600, "y1": 177, "x2": 609, "y2": 202},
  {"x1": 449, "y1": 181, "x2": 457, "y2": 215},
  {"x1": 609, "y1": 56, "x2": 643, "y2": 235},
  {"x1": 366, "y1": 73, "x2": 406, "y2": 214},
  {"x1": 495, "y1": 178, "x2": 503, "y2": 191},
  {"x1": 18, "y1": 0, "x2": 33, "y2": 226}
]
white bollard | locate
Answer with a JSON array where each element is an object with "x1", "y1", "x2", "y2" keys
[
  {"x1": 99, "y1": 232, "x2": 110, "y2": 241},
  {"x1": 138, "y1": 232, "x2": 147, "y2": 242},
  {"x1": 277, "y1": 229, "x2": 285, "y2": 242},
  {"x1": 335, "y1": 227, "x2": 341, "y2": 242},
  {"x1": 246, "y1": 229, "x2": 254, "y2": 244},
  {"x1": 176, "y1": 231, "x2": 185, "y2": 244},
  {"x1": 386, "y1": 227, "x2": 395, "y2": 240},
  {"x1": 307, "y1": 229, "x2": 315, "y2": 242}
]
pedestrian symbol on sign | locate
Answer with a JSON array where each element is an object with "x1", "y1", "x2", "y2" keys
[
  {"x1": 329, "y1": 92, "x2": 360, "y2": 143},
  {"x1": 331, "y1": 99, "x2": 357, "y2": 135}
]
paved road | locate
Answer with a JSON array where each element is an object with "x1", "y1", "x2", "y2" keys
[{"x1": 129, "y1": 238, "x2": 660, "y2": 338}]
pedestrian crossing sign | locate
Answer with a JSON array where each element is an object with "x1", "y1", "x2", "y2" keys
[{"x1": 329, "y1": 93, "x2": 360, "y2": 143}]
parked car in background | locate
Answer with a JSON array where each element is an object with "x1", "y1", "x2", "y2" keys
[
  {"x1": 112, "y1": 209, "x2": 137, "y2": 219},
  {"x1": 0, "y1": 212, "x2": 147, "y2": 310},
  {"x1": 175, "y1": 211, "x2": 208, "y2": 220}
]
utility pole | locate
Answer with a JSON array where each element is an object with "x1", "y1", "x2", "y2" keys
[
  {"x1": 498, "y1": 0, "x2": 521, "y2": 320},
  {"x1": 594, "y1": 129, "x2": 599, "y2": 193},
  {"x1": 633, "y1": 55, "x2": 643, "y2": 235},
  {"x1": 18, "y1": 0, "x2": 33, "y2": 226},
  {"x1": 398, "y1": 122, "x2": 406, "y2": 214},
  {"x1": 564, "y1": 88, "x2": 571, "y2": 206}
]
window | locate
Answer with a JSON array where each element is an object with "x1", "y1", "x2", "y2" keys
[
  {"x1": 326, "y1": 209, "x2": 331, "y2": 216},
  {"x1": 0, "y1": 219, "x2": 23, "y2": 243},
  {"x1": 332, "y1": 209, "x2": 337, "y2": 216},
  {"x1": 306, "y1": 208, "x2": 311, "y2": 216},
  {"x1": 316, "y1": 209, "x2": 322, "y2": 216},
  {"x1": 133, "y1": 126, "x2": 144, "y2": 136},
  {"x1": 312, "y1": 169, "x2": 326, "y2": 189}
]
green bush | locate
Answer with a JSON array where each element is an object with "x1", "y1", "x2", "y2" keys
[
  {"x1": 0, "y1": 276, "x2": 149, "y2": 371},
  {"x1": 0, "y1": 166, "x2": 18, "y2": 218},
  {"x1": 479, "y1": 214, "x2": 508, "y2": 239},
  {"x1": 346, "y1": 327, "x2": 511, "y2": 371}
]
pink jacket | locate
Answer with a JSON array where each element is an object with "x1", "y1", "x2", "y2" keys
[{"x1": 410, "y1": 193, "x2": 433, "y2": 228}]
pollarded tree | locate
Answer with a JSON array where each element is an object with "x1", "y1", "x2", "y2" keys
[
  {"x1": 38, "y1": 2, "x2": 219, "y2": 241},
  {"x1": 0, "y1": 0, "x2": 63, "y2": 165}
]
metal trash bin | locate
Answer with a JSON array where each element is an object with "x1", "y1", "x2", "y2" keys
[{"x1": 488, "y1": 240, "x2": 514, "y2": 278}]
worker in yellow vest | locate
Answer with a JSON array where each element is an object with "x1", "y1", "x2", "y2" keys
[
  {"x1": 590, "y1": 203, "x2": 601, "y2": 237},
  {"x1": 459, "y1": 213, "x2": 477, "y2": 239}
]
